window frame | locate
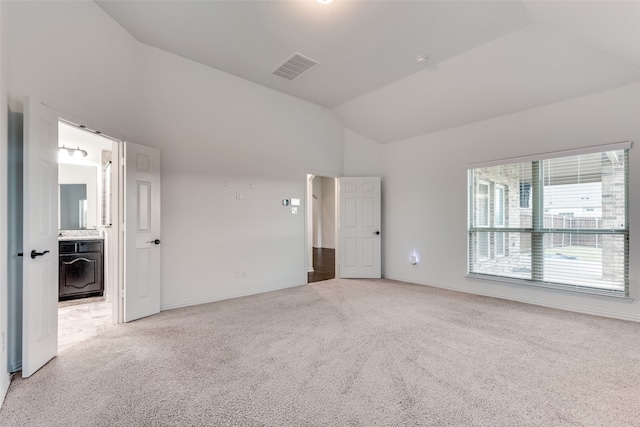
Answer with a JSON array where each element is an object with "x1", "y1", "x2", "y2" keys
[{"x1": 467, "y1": 142, "x2": 631, "y2": 298}]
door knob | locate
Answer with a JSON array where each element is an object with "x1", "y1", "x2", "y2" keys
[
  {"x1": 30, "y1": 250, "x2": 50, "y2": 259},
  {"x1": 148, "y1": 239, "x2": 161, "y2": 245}
]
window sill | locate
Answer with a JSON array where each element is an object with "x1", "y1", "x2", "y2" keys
[{"x1": 466, "y1": 273, "x2": 634, "y2": 303}]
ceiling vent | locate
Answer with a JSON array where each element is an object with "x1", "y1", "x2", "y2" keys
[{"x1": 273, "y1": 53, "x2": 319, "y2": 81}]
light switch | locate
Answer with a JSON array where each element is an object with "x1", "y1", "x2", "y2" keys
[
  {"x1": 291, "y1": 207, "x2": 298, "y2": 215},
  {"x1": 291, "y1": 198, "x2": 300, "y2": 206}
]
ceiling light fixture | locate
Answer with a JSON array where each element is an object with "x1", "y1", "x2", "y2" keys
[
  {"x1": 416, "y1": 54, "x2": 429, "y2": 64},
  {"x1": 59, "y1": 146, "x2": 88, "y2": 158},
  {"x1": 316, "y1": 0, "x2": 333, "y2": 4}
]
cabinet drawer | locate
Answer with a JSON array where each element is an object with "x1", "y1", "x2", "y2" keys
[
  {"x1": 78, "y1": 241, "x2": 102, "y2": 253},
  {"x1": 59, "y1": 242, "x2": 77, "y2": 254},
  {"x1": 59, "y1": 240, "x2": 103, "y2": 253}
]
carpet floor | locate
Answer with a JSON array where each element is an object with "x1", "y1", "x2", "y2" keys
[{"x1": 1, "y1": 278, "x2": 639, "y2": 426}]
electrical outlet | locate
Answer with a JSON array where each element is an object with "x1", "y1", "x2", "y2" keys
[
  {"x1": 242, "y1": 269, "x2": 248, "y2": 278},
  {"x1": 235, "y1": 269, "x2": 241, "y2": 279},
  {"x1": 236, "y1": 191, "x2": 242, "y2": 200},
  {"x1": 291, "y1": 207, "x2": 298, "y2": 214}
]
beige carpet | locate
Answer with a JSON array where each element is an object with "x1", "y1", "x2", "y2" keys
[{"x1": 2, "y1": 279, "x2": 639, "y2": 426}]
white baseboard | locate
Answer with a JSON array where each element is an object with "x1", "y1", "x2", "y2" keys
[
  {"x1": 160, "y1": 281, "x2": 305, "y2": 311},
  {"x1": 0, "y1": 371, "x2": 11, "y2": 411},
  {"x1": 384, "y1": 274, "x2": 640, "y2": 323}
]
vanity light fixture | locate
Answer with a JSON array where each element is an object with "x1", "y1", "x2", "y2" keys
[{"x1": 59, "y1": 146, "x2": 88, "y2": 158}]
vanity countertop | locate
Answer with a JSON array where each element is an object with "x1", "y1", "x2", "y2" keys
[{"x1": 58, "y1": 230, "x2": 104, "y2": 241}]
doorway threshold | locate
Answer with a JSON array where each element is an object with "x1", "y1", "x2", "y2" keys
[{"x1": 58, "y1": 298, "x2": 113, "y2": 353}]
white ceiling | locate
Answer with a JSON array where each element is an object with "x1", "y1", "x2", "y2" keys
[{"x1": 95, "y1": 0, "x2": 640, "y2": 144}]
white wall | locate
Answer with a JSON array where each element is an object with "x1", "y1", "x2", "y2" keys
[
  {"x1": 6, "y1": 1, "x2": 142, "y2": 140},
  {"x1": 344, "y1": 128, "x2": 384, "y2": 176},
  {"x1": 380, "y1": 83, "x2": 640, "y2": 321},
  {"x1": 5, "y1": 1, "x2": 344, "y2": 312},
  {"x1": 137, "y1": 45, "x2": 344, "y2": 309},
  {"x1": 312, "y1": 176, "x2": 322, "y2": 247},
  {"x1": 0, "y1": 0, "x2": 11, "y2": 408},
  {"x1": 310, "y1": 176, "x2": 336, "y2": 249},
  {"x1": 320, "y1": 177, "x2": 335, "y2": 249}
]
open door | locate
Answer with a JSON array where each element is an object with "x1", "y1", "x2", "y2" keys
[
  {"x1": 124, "y1": 141, "x2": 161, "y2": 322},
  {"x1": 22, "y1": 97, "x2": 59, "y2": 378},
  {"x1": 338, "y1": 177, "x2": 381, "y2": 278}
]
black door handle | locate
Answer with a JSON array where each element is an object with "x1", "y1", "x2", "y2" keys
[
  {"x1": 31, "y1": 250, "x2": 50, "y2": 259},
  {"x1": 374, "y1": 231, "x2": 380, "y2": 235},
  {"x1": 148, "y1": 239, "x2": 161, "y2": 245}
]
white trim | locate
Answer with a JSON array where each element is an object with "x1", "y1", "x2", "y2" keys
[
  {"x1": 0, "y1": 372, "x2": 10, "y2": 410},
  {"x1": 160, "y1": 282, "x2": 305, "y2": 311},
  {"x1": 466, "y1": 273, "x2": 631, "y2": 301},
  {"x1": 384, "y1": 274, "x2": 640, "y2": 323},
  {"x1": 468, "y1": 141, "x2": 633, "y2": 169}
]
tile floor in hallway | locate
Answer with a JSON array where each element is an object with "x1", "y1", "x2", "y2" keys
[{"x1": 58, "y1": 297, "x2": 113, "y2": 352}]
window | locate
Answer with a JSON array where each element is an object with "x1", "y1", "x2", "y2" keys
[{"x1": 468, "y1": 143, "x2": 630, "y2": 296}]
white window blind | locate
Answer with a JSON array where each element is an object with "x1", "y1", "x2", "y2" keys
[{"x1": 468, "y1": 145, "x2": 630, "y2": 296}]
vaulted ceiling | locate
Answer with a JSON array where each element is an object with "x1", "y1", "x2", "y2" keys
[{"x1": 96, "y1": 1, "x2": 640, "y2": 144}]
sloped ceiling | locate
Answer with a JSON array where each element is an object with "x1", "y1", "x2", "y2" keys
[{"x1": 96, "y1": 1, "x2": 640, "y2": 144}]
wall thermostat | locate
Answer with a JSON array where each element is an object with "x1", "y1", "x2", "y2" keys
[{"x1": 282, "y1": 199, "x2": 290, "y2": 206}]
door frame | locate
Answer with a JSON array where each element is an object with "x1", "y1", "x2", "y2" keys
[{"x1": 305, "y1": 171, "x2": 339, "y2": 281}]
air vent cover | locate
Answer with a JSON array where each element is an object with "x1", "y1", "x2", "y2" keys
[{"x1": 273, "y1": 53, "x2": 319, "y2": 81}]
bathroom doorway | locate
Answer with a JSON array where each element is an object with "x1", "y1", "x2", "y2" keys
[{"x1": 57, "y1": 120, "x2": 119, "y2": 352}]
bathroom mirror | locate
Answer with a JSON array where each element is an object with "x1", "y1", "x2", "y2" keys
[
  {"x1": 59, "y1": 184, "x2": 88, "y2": 229},
  {"x1": 59, "y1": 163, "x2": 99, "y2": 230}
]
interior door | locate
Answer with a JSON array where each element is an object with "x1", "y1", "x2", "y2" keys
[
  {"x1": 124, "y1": 141, "x2": 161, "y2": 322},
  {"x1": 22, "y1": 97, "x2": 59, "y2": 378},
  {"x1": 338, "y1": 177, "x2": 381, "y2": 278}
]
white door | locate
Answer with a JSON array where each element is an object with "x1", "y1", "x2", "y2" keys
[
  {"x1": 22, "y1": 97, "x2": 59, "y2": 378},
  {"x1": 338, "y1": 177, "x2": 381, "y2": 278},
  {"x1": 124, "y1": 141, "x2": 161, "y2": 322}
]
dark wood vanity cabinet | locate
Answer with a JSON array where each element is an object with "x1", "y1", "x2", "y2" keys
[{"x1": 59, "y1": 240, "x2": 104, "y2": 301}]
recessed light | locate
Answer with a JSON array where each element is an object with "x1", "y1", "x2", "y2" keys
[{"x1": 316, "y1": 0, "x2": 333, "y2": 4}]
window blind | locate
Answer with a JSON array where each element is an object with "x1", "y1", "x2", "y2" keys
[{"x1": 468, "y1": 147, "x2": 629, "y2": 296}]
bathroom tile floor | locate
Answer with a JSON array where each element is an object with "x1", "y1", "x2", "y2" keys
[{"x1": 58, "y1": 297, "x2": 113, "y2": 353}]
